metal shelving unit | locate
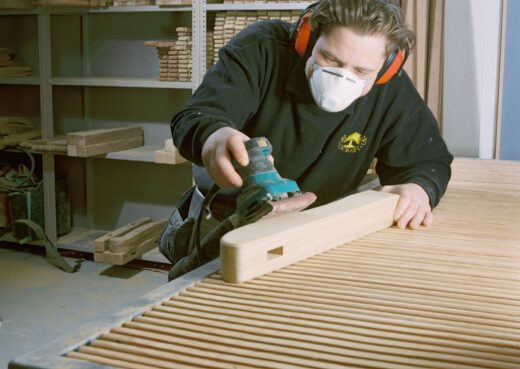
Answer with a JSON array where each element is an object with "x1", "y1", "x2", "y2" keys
[{"x1": 0, "y1": 0, "x2": 310, "y2": 250}]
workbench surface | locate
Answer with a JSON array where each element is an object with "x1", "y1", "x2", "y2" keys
[{"x1": 10, "y1": 158, "x2": 520, "y2": 369}]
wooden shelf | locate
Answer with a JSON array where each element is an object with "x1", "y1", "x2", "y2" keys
[
  {"x1": 206, "y1": 2, "x2": 311, "y2": 11},
  {"x1": 0, "y1": 5, "x2": 191, "y2": 15},
  {"x1": 0, "y1": 76, "x2": 40, "y2": 85},
  {"x1": 51, "y1": 77, "x2": 192, "y2": 89}
]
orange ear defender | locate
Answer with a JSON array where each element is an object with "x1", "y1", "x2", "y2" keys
[
  {"x1": 293, "y1": 10, "x2": 314, "y2": 57},
  {"x1": 291, "y1": 2, "x2": 409, "y2": 84},
  {"x1": 375, "y1": 48, "x2": 407, "y2": 84},
  {"x1": 290, "y1": 2, "x2": 320, "y2": 57}
]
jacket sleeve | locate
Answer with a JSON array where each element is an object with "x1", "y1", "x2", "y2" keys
[
  {"x1": 375, "y1": 104, "x2": 454, "y2": 208},
  {"x1": 170, "y1": 29, "x2": 270, "y2": 166}
]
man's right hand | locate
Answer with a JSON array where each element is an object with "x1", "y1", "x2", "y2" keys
[{"x1": 201, "y1": 127, "x2": 250, "y2": 188}]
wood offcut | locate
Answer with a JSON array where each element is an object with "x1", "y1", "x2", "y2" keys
[
  {"x1": 94, "y1": 218, "x2": 167, "y2": 265},
  {"x1": 67, "y1": 127, "x2": 143, "y2": 157},
  {"x1": 154, "y1": 138, "x2": 187, "y2": 165}
]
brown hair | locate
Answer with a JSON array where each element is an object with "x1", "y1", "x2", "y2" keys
[{"x1": 310, "y1": 0, "x2": 415, "y2": 56}]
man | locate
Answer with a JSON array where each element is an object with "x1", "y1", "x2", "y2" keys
[{"x1": 162, "y1": 0, "x2": 453, "y2": 269}]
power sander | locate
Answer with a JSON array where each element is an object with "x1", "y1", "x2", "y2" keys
[
  {"x1": 233, "y1": 137, "x2": 317, "y2": 218},
  {"x1": 167, "y1": 137, "x2": 316, "y2": 280}
]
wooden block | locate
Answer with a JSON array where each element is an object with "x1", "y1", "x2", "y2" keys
[
  {"x1": 108, "y1": 219, "x2": 167, "y2": 253},
  {"x1": 93, "y1": 217, "x2": 152, "y2": 252},
  {"x1": 67, "y1": 136, "x2": 143, "y2": 157},
  {"x1": 163, "y1": 138, "x2": 175, "y2": 152},
  {"x1": 154, "y1": 149, "x2": 187, "y2": 165},
  {"x1": 220, "y1": 190, "x2": 399, "y2": 283},
  {"x1": 66, "y1": 126, "x2": 143, "y2": 146},
  {"x1": 94, "y1": 237, "x2": 158, "y2": 265}
]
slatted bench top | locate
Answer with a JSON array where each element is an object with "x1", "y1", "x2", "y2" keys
[{"x1": 10, "y1": 158, "x2": 520, "y2": 369}]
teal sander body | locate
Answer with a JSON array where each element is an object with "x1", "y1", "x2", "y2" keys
[{"x1": 234, "y1": 137, "x2": 317, "y2": 217}]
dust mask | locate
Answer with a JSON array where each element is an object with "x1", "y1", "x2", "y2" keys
[{"x1": 308, "y1": 61, "x2": 368, "y2": 112}]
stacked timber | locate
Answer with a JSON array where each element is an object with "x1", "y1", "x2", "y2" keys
[
  {"x1": 154, "y1": 138, "x2": 187, "y2": 165},
  {"x1": 212, "y1": 10, "x2": 300, "y2": 64},
  {"x1": 94, "y1": 217, "x2": 167, "y2": 265},
  {"x1": 111, "y1": 0, "x2": 152, "y2": 6},
  {"x1": 155, "y1": 0, "x2": 190, "y2": 5},
  {"x1": 172, "y1": 27, "x2": 192, "y2": 82},
  {"x1": 66, "y1": 126, "x2": 143, "y2": 157},
  {"x1": 222, "y1": 0, "x2": 304, "y2": 2},
  {"x1": 146, "y1": 27, "x2": 214, "y2": 83},
  {"x1": 36, "y1": 0, "x2": 112, "y2": 6},
  {"x1": 0, "y1": 0, "x2": 34, "y2": 8},
  {"x1": 0, "y1": 48, "x2": 31, "y2": 78}
]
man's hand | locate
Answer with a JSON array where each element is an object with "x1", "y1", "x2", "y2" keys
[
  {"x1": 201, "y1": 127, "x2": 250, "y2": 188},
  {"x1": 380, "y1": 183, "x2": 432, "y2": 230}
]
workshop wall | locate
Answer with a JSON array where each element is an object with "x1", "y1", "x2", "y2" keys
[
  {"x1": 443, "y1": 0, "x2": 502, "y2": 159},
  {"x1": 499, "y1": 0, "x2": 520, "y2": 160}
]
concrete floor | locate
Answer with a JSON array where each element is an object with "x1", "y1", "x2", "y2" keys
[{"x1": 0, "y1": 246, "x2": 169, "y2": 369}]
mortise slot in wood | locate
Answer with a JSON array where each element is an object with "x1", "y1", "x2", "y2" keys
[{"x1": 267, "y1": 246, "x2": 284, "y2": 260}]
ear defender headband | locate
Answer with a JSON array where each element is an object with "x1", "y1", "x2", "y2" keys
[{"x1": 291, "y1": 2, "x2": 409, "y2": 84}]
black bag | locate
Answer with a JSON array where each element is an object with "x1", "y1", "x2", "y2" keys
[{"x1": 159, "y1": 186, "x2": 202, "y2": 265}]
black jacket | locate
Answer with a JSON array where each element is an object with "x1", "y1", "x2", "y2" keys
[{"x1": 171, "y1": 20, "x2": 453, "y2": 208}]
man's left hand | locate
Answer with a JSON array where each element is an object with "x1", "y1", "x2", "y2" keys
[{"x1": 379, "y1": 183, "x2": 432, "y2": 230}]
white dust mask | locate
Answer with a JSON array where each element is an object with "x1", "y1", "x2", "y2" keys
[{"x1": 308, "y1": 61, "x2": 368, "y2": 112}]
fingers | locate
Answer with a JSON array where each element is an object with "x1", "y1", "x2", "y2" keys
[
  {"x1": 227, "y1": 134, "x2": 249, "y2": 167},
  {"x1": 201, "y1": 127, "x2": 250, "y2": 188},
  {"x1": 382, "y1": 184, "x2": 432, "y2": 230},
  {"x1": 214, "y1": 142, "x2": 243, "y2": 187},
  {"x1": 393, "y1": 192, "x2": 409, "y2": 221},
  {"x1": 422, "y1": 209, "x2": 433, "y2": 227}
]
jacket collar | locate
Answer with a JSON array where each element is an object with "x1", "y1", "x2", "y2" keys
[{"x1": 285, "y1": 56, "x2": 312, "y2": 97}]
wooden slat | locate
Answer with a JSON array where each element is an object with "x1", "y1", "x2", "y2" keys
[
  {"x1": 68, "y1": 158, "x2": 520, "y2": 369},
  {"x1": 66, "y1": 126, "x2": 143, "y2": 146},
  {"x1": 67, "y1": 136, "x2": 143, "y2": 157}
]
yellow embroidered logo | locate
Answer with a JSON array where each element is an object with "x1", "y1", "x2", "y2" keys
[{"x1": 338, "y1": 132, "x2": 367, "y2": 153}]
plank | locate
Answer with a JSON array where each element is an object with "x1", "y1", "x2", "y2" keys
[
  {"x1": 20, "y1": 135, "x2": 67, "y2": 152},
  {"x1": 66, "y1": 126, "x2": 143, "y2": 146},
  {"x1": 0, "y1": 66, "x2": 31, "y2": 77},
  {"x1": 93, "y1": 217, "x2": 152, "y2": 252},
  {"x1": 67, "y1": 136, "x2": 143, "y2": 157},
  {"x1": 0, "y1": 129, "x2": 40, "y2": 149},
  {"x1": 108, "y1": 219, "x2": 167, "y2": 253},
  {"x1": 220, "y1": 190, "x2": 399, "y2": 283}
]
